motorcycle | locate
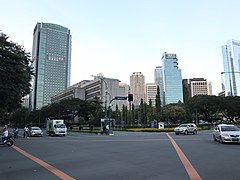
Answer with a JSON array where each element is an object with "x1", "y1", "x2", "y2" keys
[
  {"x1": 13, "y1": 128, "x2": 18, "y2": 138},
  {"x1": 13, "y1": 131, "x2": 18, "y2": 138},
  {"x1": 0, "y1": 135, "x2": 14, "y2": 147}
]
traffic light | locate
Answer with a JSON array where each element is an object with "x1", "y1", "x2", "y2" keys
[{"x1": 128, "y1": 94, "x2": 133, "y2": 102}]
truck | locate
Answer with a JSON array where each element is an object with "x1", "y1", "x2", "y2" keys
[{"x1": 46, "y1": 119, "x2": 67, "y2": 136}]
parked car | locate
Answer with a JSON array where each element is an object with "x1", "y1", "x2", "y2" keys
[
  {"x1": 30, "y1": 127, "x2": 43, "y2": 137},
  {"x1": 213, "y1": 124, "x2": 240, "y2": 143},
  {"x1": 174, "y1": 123, "x2": 197, "y2": 135}
]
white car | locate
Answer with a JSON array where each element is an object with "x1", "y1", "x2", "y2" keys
[
  {"x1": 174, "y1": 123, "x2": 197, "y2": 135},
  {"x1": 213, "y1": 124, "x2": 240, "y2": 143},
  {"x1": 30, "y1": 127, "x2": 43, "y2": 137}
]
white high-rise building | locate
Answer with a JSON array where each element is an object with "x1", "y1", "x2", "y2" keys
[{"x1": 146, "y1": 83, "x2": 158, "y2": 107}]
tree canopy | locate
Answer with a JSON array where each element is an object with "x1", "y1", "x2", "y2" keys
[{"x1": 0, "y1": 32, "x2": 33, "y2": 115}]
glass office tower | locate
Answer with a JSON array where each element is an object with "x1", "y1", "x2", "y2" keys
[
  {"x1": 31, "y1": 23, "x2": 71, "y2": 110},
  {"x1": 162, "y1": 52, "x2": 183, "y2": 105},
  {"x1": 221, "y1": 39, "x2": 240, "y2": 96}
]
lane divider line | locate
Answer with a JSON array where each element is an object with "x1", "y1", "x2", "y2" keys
[
  {"x1": 12, "y1": 145, "x2": 75, "y2": 180},
  {"x1": 166, "y1": 133, "x2": 202, "y2": 180}
]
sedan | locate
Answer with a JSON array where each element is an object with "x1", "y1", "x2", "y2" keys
[
  {"x1": 30, "y1": 127, "x2": 43, "y2": 137},
  {"x1": 213, "y1": 124, "x2": 240, "y2": 143}
]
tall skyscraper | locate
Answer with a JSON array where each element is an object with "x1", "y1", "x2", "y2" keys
[
  {"x1": 221, "y1": 39, "x2": 240, "y2": 96},
  {"x1": 154, "y1": 66, "x2": 164, "y2": 104},
  {"x1": 162, "y1": 52, "x2": 183, "y2": 105},
  {"x1": 31, "y1": 23, "x2": 72, "y2": 110},
  {"x1": 130, "y1": 72, "x2": 145, "y2": 106}
]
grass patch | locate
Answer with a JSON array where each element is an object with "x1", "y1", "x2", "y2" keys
[
  {"x1": 69, "y1": 129, "x2": 102, "y2": 133},
  {"x1": 127, "y1": 128, "x2": 175, "y2": 132}
]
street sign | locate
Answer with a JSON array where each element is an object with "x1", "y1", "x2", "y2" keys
[{"x1": 114, "y1": 96, "x2": 127, "y2": 100}]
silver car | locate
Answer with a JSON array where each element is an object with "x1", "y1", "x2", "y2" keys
[
  {"x1": 174, "y1": 123, "x2": 197, "y2": 135},
  {"x1": 213, "y1": 124, "x2": 240, "y2": 143}
]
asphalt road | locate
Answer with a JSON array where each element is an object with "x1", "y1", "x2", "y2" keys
[{"x1": 0, "y1": 130, "x2": 240, "y2": 180}]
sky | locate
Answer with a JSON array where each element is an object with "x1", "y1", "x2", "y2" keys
[{"x1": 2, "y1": 0, "x2": 240, "y2": 95}]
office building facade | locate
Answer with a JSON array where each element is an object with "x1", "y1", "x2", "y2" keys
[
  {"x1": 51, "y1": 77, "x2": 127, "y2": 111},
  {"x1": 130, "y1": 72, "x2": 145, "y2": 106},
  {"x1": 31, "y1": 23, "x2": 71, "y2": 110},
  {"x1": 162, "y1": 53, "x2": 183, "y2": 105},
  {"x1": 146, "y1": 83, "x2": 158, "y2": 107},
  {"x1": 183, "y1": 78, "x2": 212, "y2": 98},
  {"x1": 221, "y1": 39, "x2": 240, "y2": 96}
]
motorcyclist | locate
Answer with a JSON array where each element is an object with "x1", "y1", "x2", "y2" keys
[
  {"x1": 24, "y1": 126, "x2": 29, "y2": 138},
  {"x1": 13, "y1": 127, "x2": 18, "y2": 138},
  {"x1": 1, "y1": 127, "x2": 9, "y2": 143}
]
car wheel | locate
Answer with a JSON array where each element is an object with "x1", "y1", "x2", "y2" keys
[
  {"x1": 193, "y1": 130, "x2": 197, "y2": 135},
  {"x1": 175, "y1": 133, "x2": 179, "y2": 135},
  {"x1": 213, "y1": 134, "x2": 217, "y2": 141},
  {"x1": 6, "y1": 140, "x2": 13, "y2": 146},
  {"x1": 184, "y1": 130, "x2": 188, "y2": 135},
  {"x1": 219, "y1": 136, "x2": 224, "y2": 144}
]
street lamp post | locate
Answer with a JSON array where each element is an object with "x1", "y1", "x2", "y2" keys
[
  {"x1": 100, "y1": 78, "x2": 108, "y2": 117},
  {"x1": 100, "y1": 78, "x2": 112, "y2": 135},
  {"x1": 91, "y1": 75, "x2": 116, "y2": 135},
  {"x1": 105, "y1": 91, "x2": 113, "y2": 135}
]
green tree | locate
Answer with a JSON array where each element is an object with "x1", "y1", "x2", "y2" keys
[
  {"x1": 0, "y1": 33, "x2": 33, "y2": 115},
  {"x1": 8, "y1": 107, "x2": 30, "y2": 126},
  {"x1": 148, "y1": 99, "x2": 154, "y2": 126},
  {"x1": 127, "y1": 102, "x2": 134, "y2": 126},
  {"x1": 131, "y1": 103, "x2": 135, "y2": 126},
  {"x1": 143, "y1": 101, "x2": 148, "y2": 127},
  {"x1": 139, "y1": 99, "x2": 144, "y2": 126},
  {"x1": 37, "y1": 98, "x2": 103, "y2": 126},
  {"x1": 122, "y1": 104, "x2": 128, "y2": 126},
  {"x1": 220, "y1": 96, "x2": 240, "y2": 122},
  {"x1": 112, "y1": 104, "x2": 121, "y2": 126},
  {"x1": 87, "y1": 114, "x2": 95, "y2": 130},
  {"x1": 155, "y1": 86, "x2": 161, "y2": 123},
  {"x1": 162, "y1": 103, "x2": 187, "y2": 124},
  {"x1": 187, "y1": 95, "x2": 221, "y2": 123},
  {"x1": 124, "y1": 105, "x2": 129, "y2": 126},
  {"x1": 78, "y1": 116, "x2": 84, "y2": 129}
]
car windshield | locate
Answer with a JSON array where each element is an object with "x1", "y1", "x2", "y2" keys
[
  {"x1": 31, "y1": 127, "x2": 41, "y2": 130},
  {"x1": 56, "y1": 124, "x2": 66, "y2": 128},
  {"x1": 179, "y1": 124, "x2": 187, "y2": 127},
  {"x1": 221, "y1": 126, "x2": 240, "y2": 131}
]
